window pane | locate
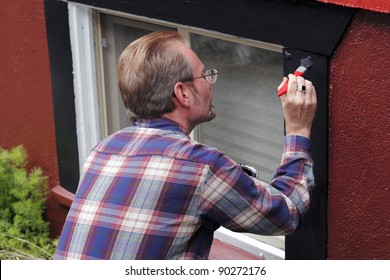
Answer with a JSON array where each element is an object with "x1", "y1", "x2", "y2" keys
[
  {"x1": 191, "y1": 34, "x2": 284, "y2": 181},
  {"x1": 190, "y1": 34, "x2": 285, "y2": 251}
]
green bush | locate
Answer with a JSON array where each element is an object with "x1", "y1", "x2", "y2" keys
[{"x1": 0, "y1": 145, "x2": 57, "y2": 259}]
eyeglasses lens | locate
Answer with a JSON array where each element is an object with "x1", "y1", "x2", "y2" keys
[{"x1": 206, "y1": 69, "x2": 218, "y2": 84}]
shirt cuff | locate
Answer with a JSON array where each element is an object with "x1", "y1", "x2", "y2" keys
[{"x1": 283, "y1": 135, "x2": 312, "y2": 154}]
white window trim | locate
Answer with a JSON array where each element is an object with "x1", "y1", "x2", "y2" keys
[
  {"x1": 68, "y1": 2, "x2": 101, "y2": 170},
  {"x1": 215, "y1": 228, "x2": 284, "y2": 260},
  {"x1": 67, "y1": 2, "x2": 285, "y2": 259}
]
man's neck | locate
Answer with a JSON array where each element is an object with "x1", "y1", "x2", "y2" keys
[{"x1": 161, "y1": 112, "x2": 192, "y2": 136}]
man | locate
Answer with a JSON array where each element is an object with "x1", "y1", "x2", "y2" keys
[{"x1": 54, "y1": 31, "x2": 317, "y2": 260}]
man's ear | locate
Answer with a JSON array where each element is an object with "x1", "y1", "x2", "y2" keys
[{"x1": 173, "y1": 82, "x2": 191, "y2": 108}]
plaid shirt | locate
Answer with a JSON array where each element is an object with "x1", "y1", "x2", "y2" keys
[{"x1": 54, "y1": 117, "x2": 314, "y2": 260}]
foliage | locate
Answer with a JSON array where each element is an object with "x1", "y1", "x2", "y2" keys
[{"x1": 0, "y1": 145, "x2": 57, "y2": 259}]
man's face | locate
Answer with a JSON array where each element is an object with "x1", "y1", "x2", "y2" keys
[
  {"x1": 180, "y1": 44, "x2": 217, "y2": 125},
  {"x1": 189, "y1": 78, "x2": 216, "y2": 123}
]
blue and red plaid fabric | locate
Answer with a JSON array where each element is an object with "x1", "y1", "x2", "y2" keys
[{"x1": 54, "y1": 117, "x2": 314, "y2": 260}]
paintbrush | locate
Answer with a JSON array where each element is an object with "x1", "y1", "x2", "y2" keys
[{"x1": 278, "y1": 56, "x2": 314, "y2": 96}]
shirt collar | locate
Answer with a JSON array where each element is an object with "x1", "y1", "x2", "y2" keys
[{"x1": 132, "y1": 117, "x2": 189, "y2": 137}]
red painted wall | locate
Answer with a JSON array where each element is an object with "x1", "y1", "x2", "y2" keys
[
  {"x1": 317, "y1": 0, "x2": 390, "y2": 13},
  {"x1": 0, "y1": 1, "x2": 64, "y2": 235},
  {"x1": 328, "y1": 11, "x2": 390, "y2": 259}
]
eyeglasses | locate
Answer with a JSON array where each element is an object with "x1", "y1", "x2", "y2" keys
[{"x1": 182, "y1": 69, "x2": 218, "y2": 84}]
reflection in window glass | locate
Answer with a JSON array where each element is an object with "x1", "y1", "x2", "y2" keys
[{"x1": 191, "y1": 34, "x2": 284, "y2": 182}]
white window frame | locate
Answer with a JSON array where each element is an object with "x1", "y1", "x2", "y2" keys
[
  {"x1": 68, "y1": 1, "x2": 284, "y2": 259},
  {"x1": 68, "y1": 3, "x2": 101, "y2": 169}
]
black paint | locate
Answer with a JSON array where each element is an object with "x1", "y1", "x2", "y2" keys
[
  {"x1": 44, "y1": 0, "x2": 80, "y2": 193},
  {"x1": 70, "y1": 0, "x2": 355, "y2": 55},
  {"x1": 283, "y1": 49, "x2": 329, "y2": 259}
]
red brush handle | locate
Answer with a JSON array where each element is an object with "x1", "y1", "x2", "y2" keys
[{"x1": 277, "y1": 71, "x2": 304, "y2": 96}]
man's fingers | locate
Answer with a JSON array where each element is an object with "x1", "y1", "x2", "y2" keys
[{"x1": 277, "y1": 77, "x2": 288, "y2": 91}]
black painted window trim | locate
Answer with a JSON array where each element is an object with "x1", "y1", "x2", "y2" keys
[{"x1": 45, "y1": 0, "x2": 80, "y2": 194}]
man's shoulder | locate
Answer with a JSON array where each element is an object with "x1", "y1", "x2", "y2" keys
[{"x1": 92, "y1": 126, "x2": 224, "y2": 165}]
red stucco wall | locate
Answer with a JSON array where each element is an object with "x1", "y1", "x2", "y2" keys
[
  {"x1": 328, "y1": 11, "x2": 390, "y2": 259},
  {"x1": 317, "y1": 0, "x2": 390, "y2": 13},
  {"x1": 0, "y1": 1, "x2": 64, "y2": 235}
]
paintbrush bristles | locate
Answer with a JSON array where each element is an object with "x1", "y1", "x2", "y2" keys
[{"x1": 300, "y1": 56, "x2": 314, "y2": 69}]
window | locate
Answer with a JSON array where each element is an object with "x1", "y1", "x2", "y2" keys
[
  {"x1": 49, "y1": 0, "x2": 348, "y2": 261},
  {"x1": 92, "y1": 12, "x2": 285, "y2": 258}
]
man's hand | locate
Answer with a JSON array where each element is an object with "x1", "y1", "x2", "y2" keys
[{"x1": 278, "y1": 74, "x2": 317, "y2": 138}]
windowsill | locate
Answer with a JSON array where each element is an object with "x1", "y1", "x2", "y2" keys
[
  {"x1": 51, "y1": 185, "x2": 75, "y2": 207},
  {"x1": 209, "y1": 239, "x2": 264, "y2": 260},
  {"x1": 214, "y1": 227, "x2": 285, "y2": 260}
]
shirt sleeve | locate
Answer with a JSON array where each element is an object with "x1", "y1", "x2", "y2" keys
[{"x1": 198, "y1": 135, "x2": 314, "y2": 235}]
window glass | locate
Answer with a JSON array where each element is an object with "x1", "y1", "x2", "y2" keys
[{"x1": 191, "y1": 34, "x2": 284, "y2": 182}]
